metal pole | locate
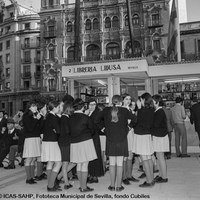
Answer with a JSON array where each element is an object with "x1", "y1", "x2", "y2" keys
[{"x1": 126, "y1": 0, "x2": 135, "y2": 57}]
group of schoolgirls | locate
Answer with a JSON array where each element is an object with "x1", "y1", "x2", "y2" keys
[{"x1": 22, "y1": 92, "x2": 169, "y2": 193}]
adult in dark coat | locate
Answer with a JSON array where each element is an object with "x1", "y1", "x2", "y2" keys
[
  {"x1": 87, "y1": 99, "x2": 104, "y2": 184},
  {"x1": 0, "y1": 110, "x2": 7, "y2": 141},
  {"x1": 190, "y1": 100, "x2": 200, "y2": 150}
]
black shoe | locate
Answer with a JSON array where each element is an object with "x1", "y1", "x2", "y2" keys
[
  {"x1": 138, "y1": 166, "x2": 144, "y2": 172},
  {"x1": 64, "y1": 184, "x2": 73, "y2": 190},
  {"x1": 177, "y1": 154, "x2": 182, "y2": 157},
  {"x1": 88, "y1": 178, "x2": 99, "y2": 184},
  {"x1": 181, "y1": 154, "x2": 190, "y2": 158},
  {"x1": 26, "y1": 179, "x2": 37, "y2": 184},
  {"x1": 155, "y1": 177, "x2": 168, "y2": 183},
  {"x1": 108, "y1": 186, "x2": 115, "y2": 191},
  {"x1": 138, "y1": 173, "x2": 146, "y2": 179},
  {"x1": 127, "y1": 176, "x2": 139, "y2": 182},
  {"x1": 40, "y1": 173, "x2": 47, "y2": 179},
  {"x1": 47, "y1": 186, "x2": 62, "y2": 192},
  {"x1": 4, "y1": 165, "x2": 15, "y2": 169},
  {"x1": 116, "y1": 185, "x2": 124, "y2": 192},
  {"x1": 139, "y1": 181, "x2": 155, "y2": 187},
  {"x1": 122, "y1": 178, "x2": 131, "y2": 185},
  {"x1": 154, "y1": 175, "x2": 161, "y2": 182},
  {"x1": 79, "y1": 187, "x2": 94, "y2": 193}
]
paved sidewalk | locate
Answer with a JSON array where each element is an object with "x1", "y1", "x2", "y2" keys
[{"x1": 0, "y1": 154, "x2": 200, "y2": 200}]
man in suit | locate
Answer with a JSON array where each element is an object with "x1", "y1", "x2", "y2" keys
[
  {"x1": 0, "y1": 118, "x2": 19, "y2": 168},
  {"x1": 190, "y1": 98, "x2": 200, "y2": 154}
]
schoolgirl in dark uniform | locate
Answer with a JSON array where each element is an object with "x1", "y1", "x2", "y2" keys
[
  {"x1": 41, "y1": 101, "x2": 62, "y2": 192},
  {"x1": 152, "y1": 95, "x2": 169, "y2": 183},
  {"x1": 97, "y1": 95, "x2": 137, "y2": 192},
  {"x1": 58, "y1": 102, "x2": 76, "y2": 190},
  {"x1": 133, "y1": 92, "x2": 155, "y2": 187},
  {"x1": 23, "y1": 102, "x2": 41, "y2": 184},
  {"x1": 69, "y1": 98, "x2": 97, "y2": 193}
]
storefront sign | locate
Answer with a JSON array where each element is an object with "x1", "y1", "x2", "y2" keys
[{"x1": 62, "y1": 59, "x2": 148, "y2": 77}]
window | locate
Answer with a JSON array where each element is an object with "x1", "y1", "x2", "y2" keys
[
  {"x1": 67, "y1": 46, "x2": 75, "y2": 61},
  {"x1": 6, "y1": 40, "x2": 10, "y2": 49},
  {"x1": 2, "y1": 102, "x2": 5, "y2": 109},
  {"x1": 24, "y1": 51, "x2": 31, "y2": 62},
  {"x1": 24, "y1": 65, "x2": 31, "y2": 77},
  {"x1": 85, "y1": 19, "x2": 91, "y2": 30},
  {"x1": 36, "y1": 51, "x2": 40, "y2": 61},
  {"x1": 25, "y1": 23, "x2": 30, "y2": 30},
  {"x1": 67, "y1": 21, "x2": 73, "y2": 32},
  {"x1": 132, "y1": 14, "x2": 139, "y2": 25},
  {"x1": 153, "y1": 39, "x2": 161, "y2": 50},
  {"x1": 86, "y1": 44, "x2": 100, "y2": 58},
  {"x1": 181, "y1": 41, "x2": 185, "y2": 55},
  {"x1": 36, "y1": 37, "x2": 40, "y2": 47},
  {"x1": 49, "y1": 0, "x2": 54, "y2": 6},
  {"x1": 125, "y1": 15, "x2": 129, "y2": 26},
  {"x1": 198, "y1": 40, "x2": 200, "y2": 53},
  {"x1": 48, "y1": 45, "x2": 55, "y2": 60},
  {"x1": 105, "y1": 17, "x2": 111, "y2": 28},
  {"x1": 36, "y1": 22, "x2": 40, "y2": 29},
  {"x1": 93, "y1": 18, "x2": 99, "y2": 30},
  {"x1": 10, "y1": 12, "x2": 14, "y2": 18},
  {"x1": 5, "y1": 26, "x2": 10, "y2": 34},
  {"x1": 6, "y1": 54, "x2": 10, "y2": 63},
  {"x1": 6, "y1": 68, "x2": 10, "y2": 77},
  {"x1": 36, "y1": 80, "x2": 40, "y2": 88},
  {"x1": 5, "y1": 82, "x2": 10, "y2": 89},
  {"x1": 106, "y1": 43, "x2": 120, "y2": 56},
  {"x1": 24, "y1": 80, "x2": 30, "y2": 90},
  {"x1": 152, "y1": 14, "x2": 160, "y2": 25},
  {"x1": 36, "y1": 65, "x2": 41, "y2": 73},
  {"x1": 42, "y1": 0, "x2": 47, "y2": 7},
  {"x1": 112, "y1": 16, "x2": 119, "y2": 28},
  {"x1": 48, "y1": 26, "x2": 55, "y2": 37},
  {"x1": 0, "y1": 43, "x2": 2, "y2": 51}
]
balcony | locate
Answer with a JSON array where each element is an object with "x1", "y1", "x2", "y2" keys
[
  {"x1": 34, "y1": 71, "x2": 41, "y2": 79},
  {"x1": 21, "y1": 72, "x2": 31, "y2": 79},
  {"x1": 44, "y1": 31, "x2": 56, "y2": 38},
  {"x1": 104, "y1": 54, "x2": 121, "y2": 60},
  {"x1": 148, "y1": 20, "x2": 163, "y2": 28},
  {"x1": 84, "y1": 55, "x2": 101, "y2": 62},
  {"x1": 21, "y1": 58, "x2": 32, "y2": 64},
  {"x1": 21, "y1": 43, "x2": 40, "y2": 49},
  {"x1": 181, "y1": 52, "x2": 200, "y2": 61}
]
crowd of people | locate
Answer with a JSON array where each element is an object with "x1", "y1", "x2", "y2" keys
[{"x1": 0, "y1": 92, "x2": 199, "y2": 193}]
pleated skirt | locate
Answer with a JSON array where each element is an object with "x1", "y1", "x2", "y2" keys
[
  {"x1": 41, "y1": 141, "x2": 61, "y2": 162},
  {"x1": 153, "y1": 135, "x2": 170, "y2": 152},
  {"x1": 23, "y1": 137, "x2": 41, "y2": 158},
  {"x1": 132, "y1": 134, "x2": 154, "y2": 156},
  {"x1": 70, "y1": 139, "x2": 97, "y2": 163}
]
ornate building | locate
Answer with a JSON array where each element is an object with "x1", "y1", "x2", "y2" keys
[
  {"x1": 0, "y1": 1, "x2": 40, "y2": 115},
  {"x1": 39, "y1": 0, "x2": 170, "y2": 97}
]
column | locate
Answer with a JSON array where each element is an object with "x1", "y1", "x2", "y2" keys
[
  {"x1": 100, "y1": 33, "x2": 105, "y2": 59},
  {"x1": 120, "y1": 35, "x2": 125, "y2": 59},
  {"x1": 145, "y1": 78, "x2": 153, "y2": 94},
  {"x1": 107, "y1": 76, "x2": 120, "y2": 105},
  {"x1": 68, "y1": 79, "x2": 74, "y2": 98},
  {"x1": 152, "y1": 79, "x2": 158, "y2": 95},
  {"x1": 119, "y1": 5, "x2": 124, "y2": 30}
]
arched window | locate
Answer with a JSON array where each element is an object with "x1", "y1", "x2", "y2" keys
[
  {"x1": 153, "y1": 33, "x2": 161, "y2": 51},
  {"x1": 125, "y1": 41, "x2": 141, "y2": 57},
  {"x1": 132, "y1": 14, "x2": 139, "y2": 25},
  {"x1": 112, "y1": 16, "x2": 119, "y2": 28},
  {"x1": 125, "y1": 15, "x2": 129, "y2": 26},
  {"x1": 106, "y1": 42, "x2": 120, "y2": 57},
  {"x1": 86, "y1": 44, "x2": 100, "y2": 60},
  {"x1": 93, "y1": 18, "x2": 99, "y2": 30},
  {"x1": 67, "y1": 46, "x2": 75, "y2": 61},
  {"x1": 67, "y1": 21, "x2": 73, "y2": 32},
  {"x1": 85, "y1": 19, "x2": 91, "y2": 30},
  {"x1": 133, "y1": 41, "x2": 141, "y2": 55},
  {"x1": 105, "y1": 17, "x2": 111, "y2": 28}
]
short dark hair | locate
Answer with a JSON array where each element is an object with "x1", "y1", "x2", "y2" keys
[
  {"x1": 73, "y1": 98, "x2": 85, "y2": 111},
  {"x1": 48, "y1": 101, "x2": 60, "y2": 111},
  {"x1": 175, "y1": 97, "x2": 183, "y2": 103},
  {"x1": 152, "y1": 94, "x2": 163, "y2": 106}
]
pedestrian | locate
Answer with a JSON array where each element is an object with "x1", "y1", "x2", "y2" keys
[
  {"x1": 171, "y1": 97, "x2": 190, "y2": 157},
  {"x1": 152, "y1": 95, "x2": 169, "y2": 183}
]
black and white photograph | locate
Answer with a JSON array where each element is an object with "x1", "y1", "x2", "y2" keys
[{"x1": 0, "y1": 0, "x2": 200, "y2": 199}]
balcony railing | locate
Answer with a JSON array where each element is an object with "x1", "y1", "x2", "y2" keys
[
  {"x1": 84, "y1": 55, "x2": 101, "y2": 62},
  {"x1": 44, "y1": 31, "x2": 56, "y2": 38},
  {"x1": 21, "y1": 58, "x2": 32, "y2": 64},
  {"x1": 34, "y1": 58, "x2": 41, "y2": 63},
  {"x1": 34, "y1": 72, "x2": 41, "y2": 78},
  {"x1": 104, "y1": 54, "x2": 121, "y2": 60},
  {"x1": 21, "y1": 72, "x2": 31, "y2": 78},
  {"x1": 21, "y1": 43, "x2": 40, "y2": 49},
  {"x1": 148, "y1": 20, "x2": 163, "y2": 28},
  {"x1": 181, "y1": 52, "x2": 200, "y2": 61}
]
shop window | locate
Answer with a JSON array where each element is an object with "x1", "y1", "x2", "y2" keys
[
  {"x1": 86, "y1": 44, "x2": 100, "y2": 60},
  {"x1": 152, "y1": 13, "x2": 160, "y2": 25},
  {"x1": 106, "y1": 42, "x2": 120, "y2": 57},
  {"x1": 153, "y1": 39, "x2": 161, "y2": 51},
  {"x1": 125, "y1": 15, "x2": 129, "y2": 26},
  {"x1": 112, "y1": 16, "x2": 119, "y2": 28},
  {"x1": 93, "y1": 18, "x2": 99, "y2": 30},
  {"x1": 132, "y1": 14, "x2": 139, "y2": 25},
  {"x1": 105, "y1": 17, "x2": 111, "y2": 28},
  {"x1": 67, "y1": 21, "x2": 73, "y2": 32},
  {"x1": 85, "y1": 19, "x2": 91, "y2": 30}
]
